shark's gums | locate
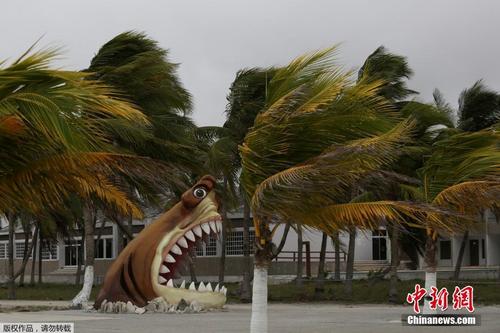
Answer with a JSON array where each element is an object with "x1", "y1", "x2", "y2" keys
[{"x1": 94, "y1": 175, "x2": 226, "y2": 309}]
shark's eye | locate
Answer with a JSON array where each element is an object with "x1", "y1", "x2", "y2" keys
[{"x1": 193, "y1": 186, "x2": 208, "y2": 199}]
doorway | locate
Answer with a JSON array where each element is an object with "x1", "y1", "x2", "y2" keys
[
  {"x1": 372, "y1": 230, "x2": 387, "y2": 260},
  {"x1": 64, "y1": 240, "x2": 82, "y2": 266},
  {"x1": 469, "y1": 239, "x2": 479, "y2": 266}
]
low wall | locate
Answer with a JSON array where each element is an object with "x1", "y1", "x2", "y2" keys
[{"x1": 1, "y1": 255, "x2": 498, "y2": 284}]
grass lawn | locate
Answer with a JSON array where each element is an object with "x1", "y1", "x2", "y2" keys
[
  {"x1": 226, "y1": 279, "x2": 500, "y2": 305},
  {"x1": 1, "y1": 279, "x2": 499, "y2": 305}
]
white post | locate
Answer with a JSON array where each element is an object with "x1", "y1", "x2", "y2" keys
[
  {"x1": 250, "y1": 266, "x2": 268, "y2": 333},
  {"x1": 423, "y1": 271, "x2": 436, "y2": 314}
]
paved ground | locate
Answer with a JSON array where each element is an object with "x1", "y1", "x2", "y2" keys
[{"x1": 0, "y1": 303, "x2": 499, "y2": 333}]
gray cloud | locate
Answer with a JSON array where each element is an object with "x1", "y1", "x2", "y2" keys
[{"x1": 2, "y1": 0, "x2": 499, "y2": 126}]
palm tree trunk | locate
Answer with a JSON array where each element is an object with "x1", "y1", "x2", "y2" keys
[
  {"x1": 240, "y1": 198, "x2": 252, "y2": 302},
  {"x1": 30, "y1": 224, "x2": 39, "y2": 285},
  {"x1": 19, "y1": 223, "x2": 31, "y2": 286},
  {"x1": 296, "y1": 226, "x2": 303, "y2": 287},
  {"x1": 16, "y1": 228, "x2": 36, "y2": 288},
  {"x1": 388, "y1": 224, "x2": 400, "y2": 303},
  {"x1": 188, "y1": 249, "x2": 198, "y2": 283},
  {"x1": 72, "y1": 205, "x2": 95, "y2": 307},
  {"x1": 270, "y1": 224, "x2": 291, "y2": 259},
  {"x1": 344, "y1": 227, "x2": 356, "y2": 297},
  {"x1": 6, "y1": 216, "x2": 37, "y2": 294},
  {"x1": 218, "y1": 177, "x2": 228, "y2": 284},
  {"x1": 315, "y1": 232, "x2": 328, "y2": 294},
  {"x1": 75, "y1": 226, "x2": 85, "y2": 285},
  {"x1": 218, "y1": 220, "x2": 227, "y2": 284},
  {"x1": 333, "y1": 232, "x2": 341, "y2": 281},
  {"x1": 423, "y1": 236, "x2": 438, "y2": 314},
  {"x1": 116, "y1": 227, "x2": 124, "y2": 254},
  {"x1": 7, "y1": 212, "x2": 16, "y2": 299},
  {"x1": 38, "y1": 232, "x2": 42, "y2": 284},
  {"x1": 453, "y1": 231, "x2": 469, "y2": 280},
  {"x1": 250, "y1": 248, "x2": 271, "y2": 333}
]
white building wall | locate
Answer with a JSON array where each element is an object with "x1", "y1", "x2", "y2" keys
[
  {"x1": 487, "y1": 234, "x2": 500, "y2": 266},
  {"x1": 272, "y1": 225, "x2": 381, "y2": 262}
]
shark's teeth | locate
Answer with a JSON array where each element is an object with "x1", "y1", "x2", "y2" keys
[
  {"x1": 185, "y1": 230, "x2": 195, "y2": 242},
  {"x1": 215, "y1": 220, "x2": 222, "y2": 233},
  {"x1": 171, "y1": 244, "x2": 182, "y2": 255},
  {"x1": 193, "y1": 225, "x2": 202, "y2": 237},
  {"x1": 177, "y1": 236, "x2": 188, "y2": 249},
  {"x1": 165, "y1": 254, "x2": 176, "y2": 263},
  {"x1": 201, "y1": 223, "x2": 210, "y2": 234},
  {"x1": 209, "y1": 221, "x2": 218, "y2": 234},
  {"x1": 160, "y1": 265, "x2": 170, "y2": 274},
  {"x1": 158, "y1": 278, "x2": 226, "y2": 296}
]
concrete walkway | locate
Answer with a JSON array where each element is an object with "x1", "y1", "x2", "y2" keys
[
  {"x1": 0, "y1": 303, "x2": 499, "y2": 333},
  {"x1": 0, "y1": 300, "x2": 71, "y2": 311}
]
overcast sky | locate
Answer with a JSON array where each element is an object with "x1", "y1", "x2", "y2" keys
[{"x1": 2, "y1": 0, "x2": 499, "y2": 126}]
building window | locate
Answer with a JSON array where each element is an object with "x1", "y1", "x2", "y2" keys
[
  {"x1": 196, "y1": 235, "x2": 217, "y2": 256},
  {"x1": 95, "y1": 238, "x2": 113, "y2": 259},
  {"x1": 372, "y1": 230, "x2": 387, "y2": 260},
  {"x1": 205, "y1": 236, "x2": 217, "y2": 256},
  {"x1": 0, "y1": 242, "x2": 7, "y2": 259},
  {"x1": 195, "y1": 243, "x2": 203, "y2": 256},
  {"x1": 41, "y1": 242, "x2": 58, "y2": 260},
  {"x1": 226, "y1": 230, "x2": 255, "y2": 256},
  {"x1": 440, "y1": 240, "x2": 451, "y2": 260},
  {"x1": 15, "y1": 241, "x2": 32, "y2": 259}
]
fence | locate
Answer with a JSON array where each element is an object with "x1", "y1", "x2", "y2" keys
[{"x1": 274, "y1": 241, "x2": 347, "y2": 277}]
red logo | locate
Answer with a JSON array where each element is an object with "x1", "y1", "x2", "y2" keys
[
  {"x1": 406, "y1": 284, "x2": 427, "y2": 313},
  {"x1": 406, "y1": 285, "x2": 475, "y2": 314},
  {"x1": 452, "y1": 286, "x2": 475, "y2": 313},
  {"x1": 429, "y1": 286, "x2": 449, "y2": 311}
]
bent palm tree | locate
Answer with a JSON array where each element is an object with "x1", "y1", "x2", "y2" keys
[
  {"x1": 0, "y1": 47, "x2": 164, "y2": 300},
  {"x1": 410, "y1": 130, "x2": 500, "y2": 313},
  {"x1": 240, "y1": 46, "x2": 434, "y2": 333}
]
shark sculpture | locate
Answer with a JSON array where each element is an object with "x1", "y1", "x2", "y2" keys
[{"x1": 94, "y1": 175, "x2": 227, "y2": 310}]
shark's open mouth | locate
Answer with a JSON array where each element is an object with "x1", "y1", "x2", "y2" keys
[
  {"x1": 150, "y1": 192, "x2": 227, "y2": 308},
  {"x1": 94, "y1": 176, "x2": 227, "y2": 310},
  {"x1": 157, "y1": 217, "x2": 222, "y2": 284}
]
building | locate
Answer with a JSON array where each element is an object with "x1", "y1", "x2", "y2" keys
[{"x1": 1, "y1": 209, "x2": 498, "y2": 284}]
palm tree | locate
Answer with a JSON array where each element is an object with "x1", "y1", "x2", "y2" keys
[
  {"x1": 411, "y1": 130, "x2": 500, "y2": 313},
  {"x1": 358, "y1": 46, "x2": 420, "y2": 300},
  {"x1": 458, "y1": 80, "x2": 500, "y2": 131},
  {"x1": 453, "y1": 81, "x2": 499, "y2": 279},
  {"x1": 201, "y1": 131, "x2": 240, "y2": 283},
  {"x1": 358, "y1": 45, "x2": 417, "y2": 102},
  {"x1": 240, "y1": 46, "x2": 431, "y2": 332},
  {"x1": 219, "y1": 68, "x2": 275, "y2": 300},
  {"x1": 0, "y1": 47, "x2": 160, "y2": 300},
  {"x1": 86, "y1": 31, "x2": 198, "y2": 173},
  {"x1": 86, "y1": 31, "x2": 200, "y2": 230},
  {"x1": 70, "y1": 33, "x2": 201, "y2": 305},
  {"x1": 431, "y1": 82, "x2": 500, "y2": 279}
]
